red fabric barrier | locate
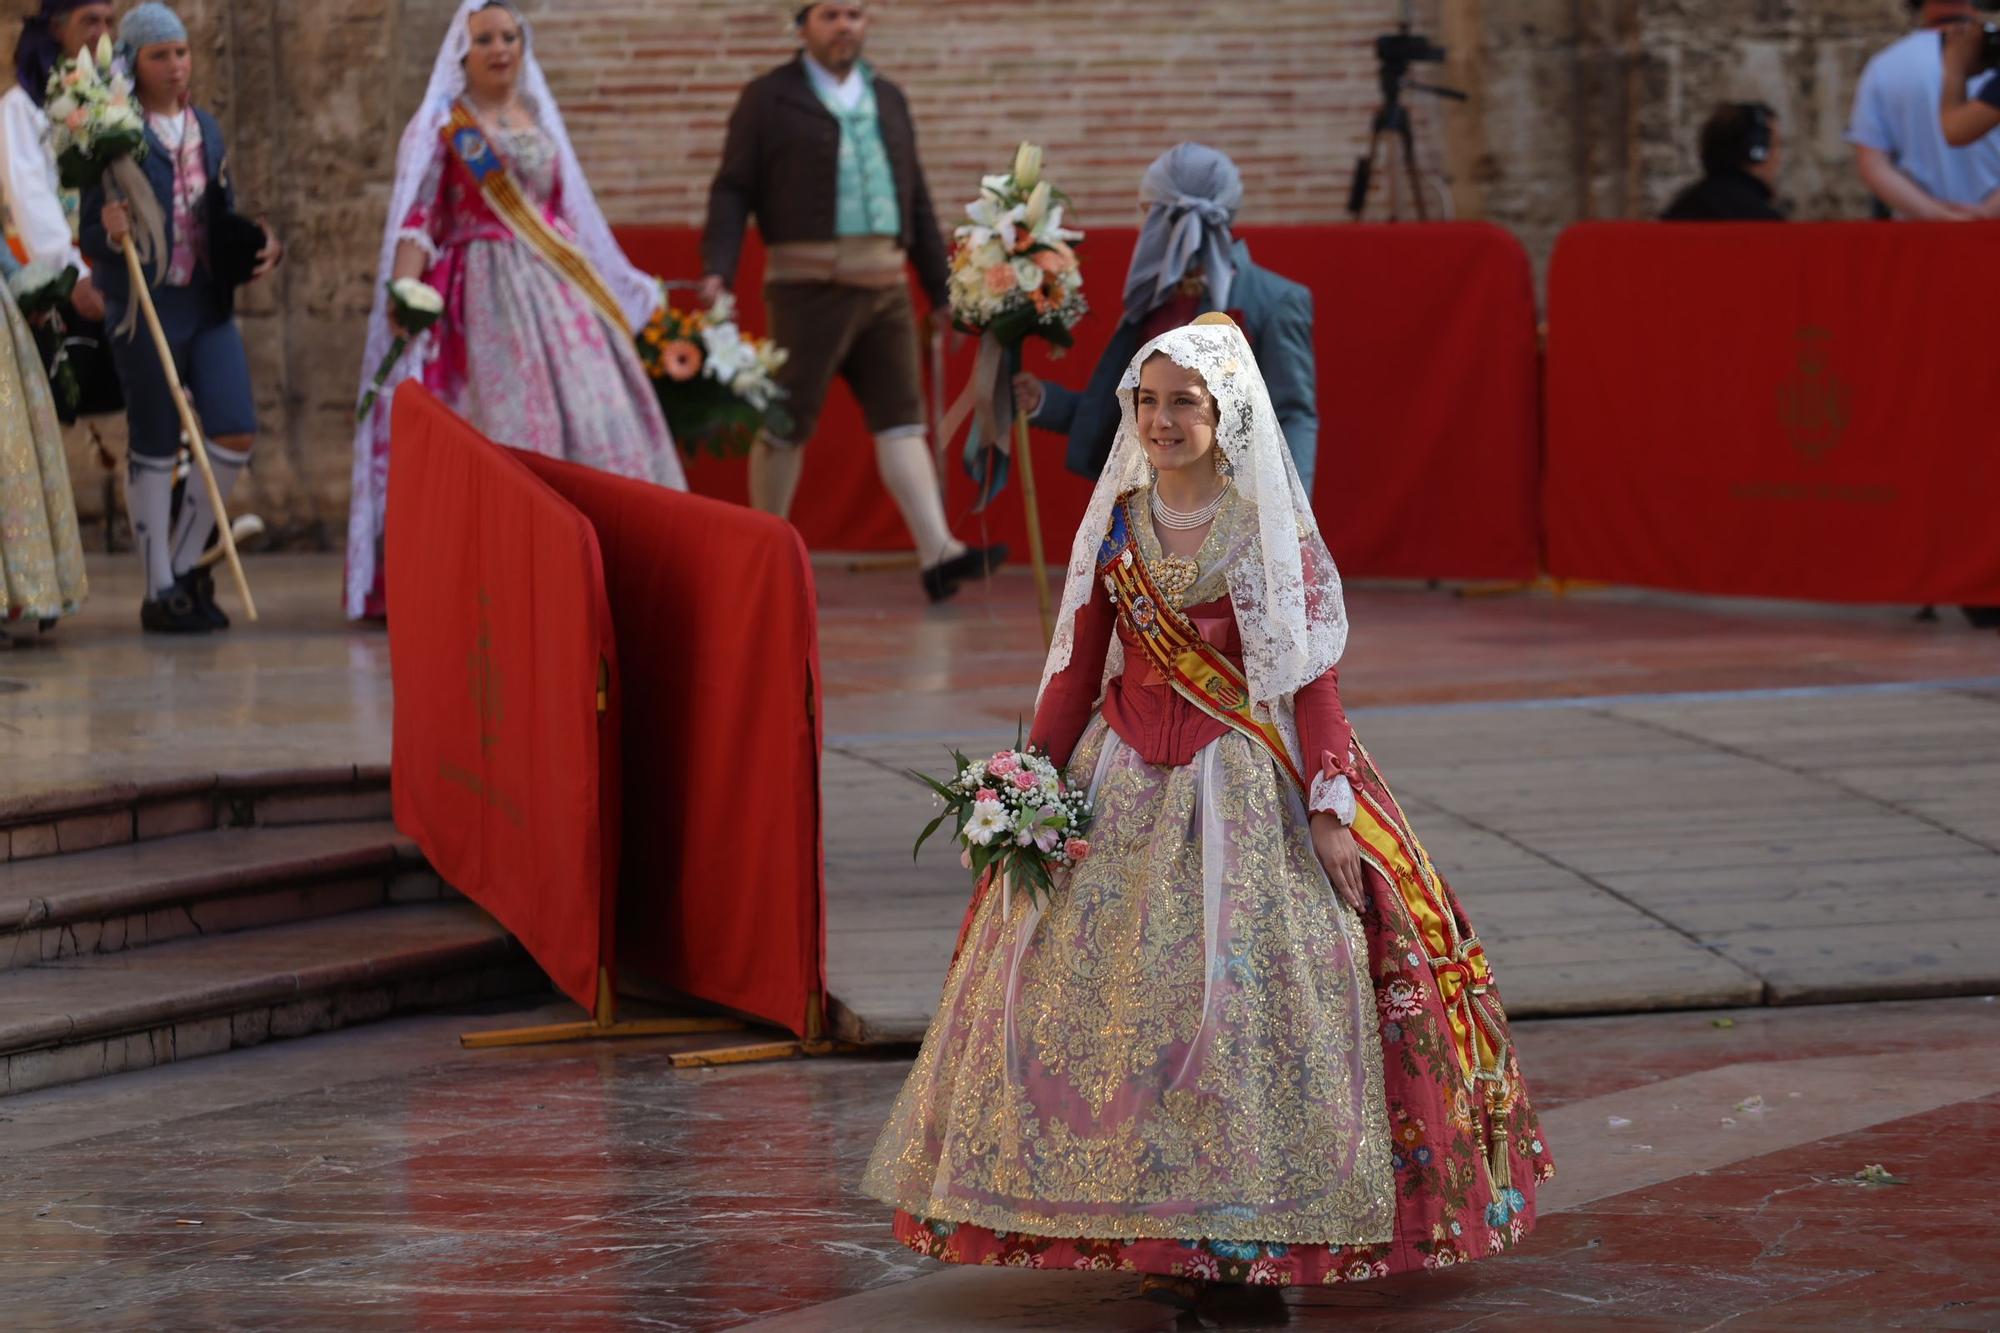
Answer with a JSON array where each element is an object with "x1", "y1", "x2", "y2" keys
[
  {"x1": 1546, "y1": 221, "x2": 2000, "y2": 603},
  {"x1": 387, "y1": 386, "x2": 617, "y2": 1012},
  {"x1": 616, "y1": 223, "x2": 1540, "y2": 580},
  {"x1": 516, "y1": 453, "x2": 827, "y2": 1039}
]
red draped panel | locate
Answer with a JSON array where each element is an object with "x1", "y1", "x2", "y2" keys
[
  {"x1": 386, "y1": 385, "x2": 617, "y2": 1012},
  {"x1": 1546, "y1": 221, "x2": 2000, "y2": 603},
  {"x1": 515, "y1": 453, "x2": 827, "y2": 1039},
  {"x1": 615, "y1": 223, "x2": 1540, "y2": 580}
]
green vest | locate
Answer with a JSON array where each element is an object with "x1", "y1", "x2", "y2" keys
[{"x1": 813, "y1": 66, "x2": 901, "y2": 238}]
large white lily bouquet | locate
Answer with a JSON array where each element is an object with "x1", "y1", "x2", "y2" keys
[
  {"x1": 43, "y1": 36, "x2": 143, "y2": 191},
  {"x1": 45, "y1": 36, "x2": 165, "y2": 327},
  {"x1": 946, "y1": 142, "x2": 1086, "y2": 349},
  {"x1": 912, "y1": 736, "x2": 1092, "y2": 909}
]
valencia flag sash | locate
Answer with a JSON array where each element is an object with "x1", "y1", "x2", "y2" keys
[{"x1": 445, "y1": 104, "x2": 630, "y2": 336}]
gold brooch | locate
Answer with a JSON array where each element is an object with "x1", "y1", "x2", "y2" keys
[{"x1": 1153, "y1": 556, "x2": 1200, "y2": 610}]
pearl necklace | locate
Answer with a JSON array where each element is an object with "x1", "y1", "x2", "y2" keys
[{"x1": 1150, "y1": 483, "x2": 1228, "y2": 531}]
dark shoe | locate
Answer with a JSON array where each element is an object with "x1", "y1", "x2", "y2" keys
[
  {"x1": 187, "y1": 567, "x2": 229, "y2": 630},
  {"x1": 1202, "y1": 1283, "x2": 1290, "y2": 1324},
  {"x1": 1138, "y1": 1274, "x2": 1201, "y2": 1312},
  {"x1": 1962, "y1": 605, "x2": 2000, "y2": 629},
  {"x1": 921, "y1": 543, "x2": 1008, "y2": 603},
  {"x1": 141, "y1": 581, "x2": 211, "y2": 634}
]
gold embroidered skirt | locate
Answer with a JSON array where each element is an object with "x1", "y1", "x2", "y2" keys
[
  {"x1": 863, "y1": 717, "x2": 1397, "y2": 1246},
  {"x1": 0, "y1": 298, "x2": 86, "y2": 627}
]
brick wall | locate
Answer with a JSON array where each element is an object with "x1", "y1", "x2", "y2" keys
[{"x1": 0, "y1": 0, "x2": 1919, "y2": 539}]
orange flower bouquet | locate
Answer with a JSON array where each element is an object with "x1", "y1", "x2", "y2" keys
[{"x1": 635, "y1": 293, "x2": 791, "y2": 458}]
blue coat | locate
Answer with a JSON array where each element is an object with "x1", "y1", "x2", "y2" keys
[
  {"x1": 78, "y1": 107, "x2": 232, "y2": 329},
  {"x1": 1032, "y1": 240, "x2": 1321, "y2": 490}
]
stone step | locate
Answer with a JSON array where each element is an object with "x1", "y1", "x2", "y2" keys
[
  {"x1": 0, "y1": 766, "x2": 393, "y2": 864},
  {"x1": 0, "y1": 822, "x2": 442, "y2": 971},
  {"x1": 0, "y1": 902, "x2": 543, "y2": 1097}
]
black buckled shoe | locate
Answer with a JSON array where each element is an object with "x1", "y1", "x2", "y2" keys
[
  {"x1": 186, "y1": 567, "x2": 229, "y2": 630},
  {"x1": 140, "y1": 580, "x2": 212, "y2": 634},
  {"x1": 920, "y1": 543, "x2": 1008, "y2": 604}
]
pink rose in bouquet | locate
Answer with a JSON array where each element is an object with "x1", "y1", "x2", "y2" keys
[{"x1": 911, "y1": 732, "x2": 1095, "y2": 910}]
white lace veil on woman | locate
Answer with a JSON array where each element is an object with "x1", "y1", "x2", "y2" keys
[
  {"x1": 344, "y1": 0, "x2": 664, "y2": 618},
  {"x1": 1038, "y1": 316, "x2": 1348, "y2": 740}
]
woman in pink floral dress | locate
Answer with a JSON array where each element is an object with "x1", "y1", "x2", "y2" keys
[
  {"x1": 863, "y1": 316, "x2": 1553, "y2": 1317},
  {"x1": 345, "y1": 0, "x2": 682, "y2": 619}
]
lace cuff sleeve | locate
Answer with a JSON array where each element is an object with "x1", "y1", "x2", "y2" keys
[
  {"x1": 1309, "y1": 772, "x2": 1356, "y2": 825},
  {"x1": 1308, "y1": 745, "x2": 1359, "y2": 824},
  {"x1": 394, "y1": 227, "x2": 440, "y2": 264}
]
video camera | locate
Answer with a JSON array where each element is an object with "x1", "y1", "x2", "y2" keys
[{"x1": 1376, "y1": 29, "x2": 1447, "y2": 73}]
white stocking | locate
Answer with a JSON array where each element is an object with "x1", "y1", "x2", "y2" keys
[
  {"x1": 170, "y1": 440, "x2": 250, "y2": 575},
  {"x1": 127, "y1": 455, "x2": 177, "y2": 597},
  {"x1": 874, "y1": 429, "x2": 964, "y2": 568}
]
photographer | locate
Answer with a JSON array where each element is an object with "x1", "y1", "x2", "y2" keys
[
  {"x1": 1661, "y1": 103, "x2": 1786, "y2": 221},
  {"x1": 1940, "y1": 16, "x2": 2000, "y2": 145}
]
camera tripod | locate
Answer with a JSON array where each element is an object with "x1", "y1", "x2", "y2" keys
[{"x1": 1346, "y1": 20, "x2": 1466, "y2": 222}]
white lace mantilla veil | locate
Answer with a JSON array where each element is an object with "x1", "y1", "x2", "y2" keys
[
  {"x1": 1037, "y1": 317, "x2": 1349, "y2": 755},
  {"x1": 343, "y1": 0, "x2": 665, "y2": 618}
]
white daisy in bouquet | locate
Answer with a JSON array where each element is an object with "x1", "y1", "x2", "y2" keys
[
  {"x1": 947, "y1": 142, "x2": 1087, "y2": 348},
  {"x1": 913, "y1": 732, "x2": 1093, "y2": 908}
]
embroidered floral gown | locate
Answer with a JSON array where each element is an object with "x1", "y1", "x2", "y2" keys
[
  {"x1": 0, "y1": 267, "x2": 86, "y2": 631},
  {"x1": 863, "y1": 486, "x2": 1554, "y2": 1285},
  {"x1": 351, "y1": 118, "x2": 682, "y2": 617}
]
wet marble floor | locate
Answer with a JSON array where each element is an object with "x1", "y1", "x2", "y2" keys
[
  {"x1": 0, "y1": 995, "x2": 1994, "y2": 1329},
  {"x1": 9, "y1": 556, "x2": 2000, "y2": 1036}
]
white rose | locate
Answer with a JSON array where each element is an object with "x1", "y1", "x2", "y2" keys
[
  {"x1": 1010, "y1": 257, "x2": 1042, "y2": 292},
  {"x1": 391, "y1": 278, "x2": 445, "y2": 315}
]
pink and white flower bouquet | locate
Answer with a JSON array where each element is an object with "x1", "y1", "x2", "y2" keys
[{"x1": 912, "y1": 737, "x2": 1092, "y2": 907}]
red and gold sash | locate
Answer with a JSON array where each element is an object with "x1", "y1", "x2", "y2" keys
[
  {"x1": 1099, "y1": 495, "x2": 1518, "y2": 1184},
  {"x1": 444, "y1": 104, "x2": 631, "y2": 336},
  {"x1": 1348, "y1": 743, "x2": 1516, "y2": 1186},
  {"x1": 1095, "y1": 495, "x2": 1310, "y2": 795}
]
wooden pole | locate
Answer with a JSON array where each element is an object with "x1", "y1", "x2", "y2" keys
[
  {"x1": 1013, "y1": 412, "x2": 1053, "y2": 645},
  {"x1": 121, "y1": 238, "x2": 257, "y2": 621}
]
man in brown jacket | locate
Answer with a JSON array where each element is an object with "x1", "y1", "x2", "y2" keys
[{"x1": 702, "y1": 1, "x2": 1004, "y2": 602}]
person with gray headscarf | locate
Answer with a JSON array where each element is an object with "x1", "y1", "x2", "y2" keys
[{"x1": 1014, "y1": 143, "x2": 1320, "y2": 489}]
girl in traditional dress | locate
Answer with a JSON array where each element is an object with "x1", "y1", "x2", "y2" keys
[
  {"x1": 864, "y1": 314, "x2": 1554, "y2": 1315},
  {"x1": 347, "y1": 0, "x2": 684, "y2": 620},
  {"x1": 0, "y1": 243, "x2": 87, "y2": 640}
]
